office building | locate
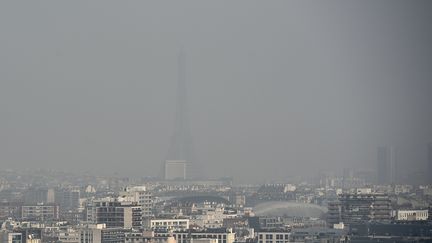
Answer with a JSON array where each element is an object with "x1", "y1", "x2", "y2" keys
[
  {"x1": 257, "y1": 231, "x2": 290, "y2": 243},
  {"x1": 377, "y1": 146, "x2": 397, "y2": 184},
  {"x1": 20, "y1": 204, "x2": 59, "y2": 221},
  {"x1": 171, "y1": 229, "x2": 235, "y2": 243},
  {"x1": 0, "y1": 202, "x2": 21, "y2": 220},
  {"x1": 23, "y1": 188, "x2": 55, "y2": 204},
  {"x1": 149, "y1": 218, "x2": 189, "y2": 231},
  {"x1": 125, "y1": 231, "x2": 176, "y2": 243},
  {"x1": 119, "y1": 186, "x2": 153, "y2": 218},
  {"x1": 327, "y1": 193, "x2": 391, "y2": 226},
  {"x1": 428, "y1": 143, "x2": 432, "y2": 184},
  {"x1": 85, "y1": 200, "x2": 142, "y2": 229},
  {"x1": 396, "y1": 210, "x2": 428, "y2": 221},
  {"x1": 289, "y1": 228, "x2": 346, "y2": 242},
  {"x1": 78, "y1": 224, "x2": 127, "y2": 243},
  {"x1": 55, "y1": 188, "x2": 80, "y2": 212}
]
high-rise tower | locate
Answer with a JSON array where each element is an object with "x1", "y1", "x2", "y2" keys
[
  {"x1": 428, "y1": 143, "x2": 432, "y2": 184},
  {"x1": 377, "y1": 146, "x2": 397, "y2": 185},
  {"x1": 165, "y1": 50, "x2": 195, "y2": 180}
]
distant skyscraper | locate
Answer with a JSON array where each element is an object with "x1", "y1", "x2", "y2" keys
[
  {"x1": 428, "y1": 143, "x2": 432, "y2": 184},
  {"x1": 377, "y1": 146, "x2": 397, "y2": 185},
  {"x1": 165, "y1": 50, "x2": 195, "y2": 180}
]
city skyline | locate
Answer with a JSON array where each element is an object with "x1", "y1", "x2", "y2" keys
[
  {"x1": 1, "y1": 1, "x2": 431, "y2": 242},
  {"x1": 0, "y1": 1, "x2": 431, "y2": 183}
]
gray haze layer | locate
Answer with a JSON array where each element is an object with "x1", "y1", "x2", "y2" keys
[{"x1": 1, "y1": 1, "x2": 431, "y2": 183}]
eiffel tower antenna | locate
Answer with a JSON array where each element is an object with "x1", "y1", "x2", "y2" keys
[{"x1": 164, "y1": 48, "x2": 195, "y2": 180}]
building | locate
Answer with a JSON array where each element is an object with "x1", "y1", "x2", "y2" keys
[
  {"x1": 170, "y1": 229, "x2": 235, "y2": 243},
  {"x1": 289, "y1": 227, "x2": 346, "y2": 243},
  {"x1": 125, "y1": 231, "x2": 177, "y2": 243},
  {"x1": 428, "y1": 143, "x2": 432, "y2": 184},
  {"x1": 0, "y1": 202, "x2": 21, "y2": 220},
  {"x1": 164, "y1": 160, "x2": 187, "y2": 180},
  {"x1": 349, "y1": 222, "x2": 432, "y2": 240},
  {"x1": 250, "y1": 184, "x2": 296, "y2": 203},
  {"x1": 57, "y1": 228, "x2": 80, "y2": 242},
  {"x1": 0, "y1": 231, "x2": 23, "y2": 243},
  {"x1": 191, "y1": 239, "x2": 218, "y2": 243},
  {"x1": 13, "y1": 228, "x2": 43, "y2": 243},
  {"x1": 20, "y1": 204, "x2": 59, "y2": 221},
  {"x1": 396, "y1": 210, "x2": 428, "y2": 221},
  {"x1": 229, "y1": 192, "x2": 246, "y2": 208},
  {"x1": 257, "y1": 230, "x2": 290, "y2": 243},
  {"x1": 257, "y1": 217, "x2": 285, "y2": 230},
  {"x1": 149, "y1": 218, "x2": 189, "y2": 231},
  {"x1": 78, "y1": 224, "x2": 127, "y2": 243},
  {"x1": 55, "y1": 188, "x2": 80, "y2": 212},
  {"x1": 327, "y1": 193, "x2": 391, "y2": 226},
  {"x1": 377, "y1": 146, "x2": 397, "y2": 185},
  {"x1": 85, "y1": 200, "x2": 142, "y2": 228},
  {"x1": 119, "y1": 186, "x2": 153, "y2": 218},
  {"x1": 189, "y1": 206, "x2": 237, "y2": 229},
  {"x1": 23, "y1": 188, "x2": 55, "y2": 204},
  {"x1": 429, "y1": 205, "x2": 432, "y2": 221}
]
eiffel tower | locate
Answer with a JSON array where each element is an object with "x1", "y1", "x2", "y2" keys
[{"x1": 164, "y1": 50, "x2": 195, "y2": 180}]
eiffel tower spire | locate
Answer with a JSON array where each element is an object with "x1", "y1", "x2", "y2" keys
[{"x1": 165, "y1": 49, "x2": 195, "y2": 179}]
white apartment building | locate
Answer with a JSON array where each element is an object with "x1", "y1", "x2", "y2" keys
[
  {"x1": 396, "y1": 210, "x2": 428, "y2": 221},
  {"x1": 119, "y1": 186, "x2": 153, "y2": 218},
  {"x1": 78, "y1": 224, "x2": 127, "y2": 243},
  {"x1": 149, "y1": 218, "x2": 190, "y2": 231},
  {"x1": 172, "y1": 230, "x2": 235, "y2": 243}
]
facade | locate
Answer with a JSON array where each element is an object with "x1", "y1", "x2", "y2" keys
[
  {"x1": 119, "y1": 186, "x2": 153, "y2": 218},
  {"x1": 171, "y1": 229, "x2": 235, "y2": 243},
  {"x1": 57, "y1": 229, "x2": 80, "y2": 242},
  {"x1": 85, "y1": 200, "x2": 142, "y2": 229},
  {"x1": 191, "y1": 239, "x2": 218, "y2": 243},
  {"x1": 23, "y1": 188, "x2": 55, "y2": 204},
  {"x1": 377, "y1": 146, "x2": 397, "y2": 185},
  {"x1": 327, "y1": 193, "x2": 391, "y2": 226},
  {"x1": 349, "y1": 222, "x2": 432, "y2": 239},
  {"x1": 257, "y1": 217, "x2": 285, "y2": 230},
  {"x1": 125, "y1": 231, "x2": 176, "y2": 243},
  {"x1": 13, "y1": 228, "x2": 43, "y2": 243},
  {"x1": 290, "y1": 228, "x2": 346, "y2": 242},
  {"x1": 55, "y1": 188, "x2": 80, "y2": 212},
  {"x1": 257, "y1": 231, "x2": 290, "y2": 243},
  {"x1": 0, "y1": 232, "x2": 23, "y2": 243},
  {"x1": 79, "y1": 228, "x2": 101, "y2": 243},
  {"x1": 429, "y1": 143, "x2": 432, "y2": 184},
  {"x1": 228, "y1": 192, "x2": 246, "y2": 208},
  {"x1": 165, "y1": 160, "x2": 187, "y2": 180},
  {"x1": 78, "y1": 224, "x2": 127, "y2": 243},
  {"x1": 396, "y1": 210, "x2": 428, "y2": 221},
  {"x1": 149, "y1": 218, "x2": 189, "y2": 231},
  {"x1": 20, "y1": 204, "x2": 59, "y2": 221},
  {"x1": 140, "y1": 192, "x2": 154, "y2": 218},
  {"x1": 0, "y1": 202, "x2": 21, "y2": 220}
]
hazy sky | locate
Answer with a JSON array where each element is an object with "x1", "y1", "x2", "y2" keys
[{"x1": 1, "y1": 1, "x2": 431, "y2": 183}]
